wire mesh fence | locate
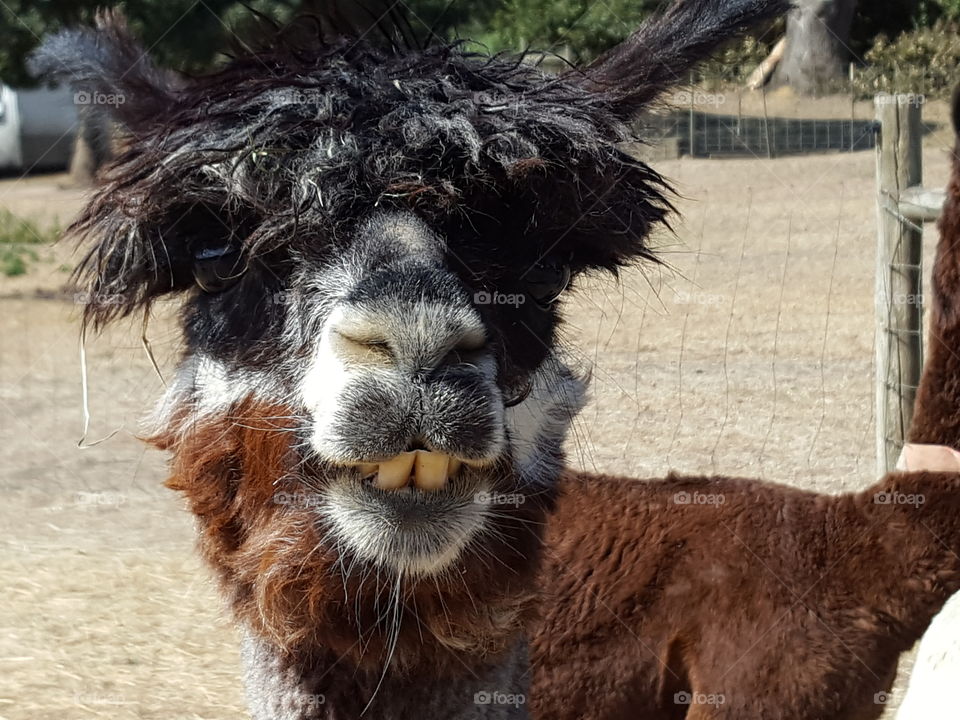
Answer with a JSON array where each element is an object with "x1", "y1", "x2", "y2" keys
[
  {"x1": 624, "y1": 65, "x2": 942, "y2": 160},
  {"x1": 640, "y1": 107, "x2": 878, "y2": 158}
]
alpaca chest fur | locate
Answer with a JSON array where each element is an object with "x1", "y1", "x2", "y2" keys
[{"x1": 242, "y1": 634, "x2": 531, "y2": 720}]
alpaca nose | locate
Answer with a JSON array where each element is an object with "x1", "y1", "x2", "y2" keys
[
  {"x1": 304, "y1": 292, "x2": 505, "y2": 468},
  {"x1": 329, "y1": 303, "x2": 488, "y2": 376}
]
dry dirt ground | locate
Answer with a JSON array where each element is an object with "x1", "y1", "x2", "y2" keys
[{"x1": 0, "y1": 99, "x2": 956, "y2": 719}]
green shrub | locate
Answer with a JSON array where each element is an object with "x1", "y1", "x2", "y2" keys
[
  {"x1": 853, "y1": 19, "x2": 960, "y2": 99},
  {"x1": 932, "y1": 0, "x2": 960, "y2": 19},
  {"x1": 0, "y1": 210, "x2": 60, "y2": 277},
  {"x1": 486, "y1": 0, "x2": 658, "y2": 61}
]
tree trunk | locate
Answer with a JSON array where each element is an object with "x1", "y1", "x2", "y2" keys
[
  {"x1": 746, "y1": 37, "x2": 786, "y2": 90},
  {"x1": 771, "y1": 0, "x2": 856, "y2": 95}
]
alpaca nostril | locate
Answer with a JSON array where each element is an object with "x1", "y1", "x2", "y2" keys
[
  {"x1": 440, "y1": 344, "x2": 486, "y2": 369},
  {"x1": 332, "y1": 307, "x2": 488, "y2": 372},
  {"x1": 335, "y1": 329, "x2": 392, "y2": 353},
  {"x1": 330, "y1": 285, "x2": 491, "y2": 378}
]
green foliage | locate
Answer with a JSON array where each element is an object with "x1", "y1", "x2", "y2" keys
[
  {"x1": 0, "y1": 0, "x2": 295, "y2": 86},
  {"x1": 404, "y1": 0, "x2": 499, "y2": 42},
  {"x1": 3, "y1": 0, "x2": 960, "y2": 90},
  {"x1": 485, "y1": 0, "x2": 658, "y2": 61},
  {"x1": 696, "y1": 33, "x2": 780, "y2": 88},
  {"x1": 0, "y1": 0, "x2": 652, "y2": 86},
  {"x1": 932, "y1": 0, "x2": 960, "y2": 18},
  {"x1": 849, "y1": 0, "x2": 922, "y2": 58},
  {"x1": 852, "y1": 19, "x2": 960, "y2": 98},
  {"x1": 122, "y1": 1, "x2": 295, "y2": 73},
  {"x1": 1, "y1": 250, "x2": 28, "y2": 276},
  {"x1": 0, "y1": 210, "x2": 59, "y2": 277}
]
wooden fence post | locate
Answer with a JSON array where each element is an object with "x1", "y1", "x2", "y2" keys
[{"x1": 874, "y1": 94, "x2": 924, "y2": 475}]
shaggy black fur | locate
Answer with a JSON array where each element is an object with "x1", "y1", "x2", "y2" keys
[{"x1": 29, "y1": 0, "x2": 788, "y2": 329}]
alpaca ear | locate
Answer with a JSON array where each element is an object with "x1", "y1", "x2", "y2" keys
[
  {"x1": 570, "y1": 0, "x2": 791, "y2": 118},
  {"x1": 27, "y1": 9, "x2": 178, "y2": 132}
]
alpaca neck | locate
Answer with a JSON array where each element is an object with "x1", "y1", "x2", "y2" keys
[
  {"x1": 856, "y1": 472, "x2": 960, "y2": 639},
  {"x1": 909, "y1": 146, "x2": 960, "y2": 447}
]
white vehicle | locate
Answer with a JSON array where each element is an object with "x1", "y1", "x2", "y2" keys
[{"x1": 0, "y1": 83, "x2": 78, "y2": 172}]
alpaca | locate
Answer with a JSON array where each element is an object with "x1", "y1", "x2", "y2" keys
[
  {"x1": 30, "y1": 2, "x2": 789, "y2": 718},
  {"x1": 528, "y1": 88, "x2": 960, "y2": 720}
]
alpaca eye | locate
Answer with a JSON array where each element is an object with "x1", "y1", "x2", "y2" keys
[
  {"x1": 525, "y1": 259, "x2": 571, "y2": 307},
  {"x1": 192, "y1": 241, "x2": 246, "y2": 293}
]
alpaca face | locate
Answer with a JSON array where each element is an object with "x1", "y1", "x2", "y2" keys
[
  {"x1": 297, "y1": 211, "x2": 552, "y2": 575},
  {"x1": 157, "y1": 207, "x2": 584, "y2": 576}
]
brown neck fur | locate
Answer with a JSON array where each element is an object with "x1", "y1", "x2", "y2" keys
[
  {"x1": 893, "y1": 113, "x2": 960, "y2": 618},
  {"x1": 149, "y1": 397, "x2": 547, "y2": 676},
  {"x1": 908, "y1": 139, "x2": 960, "y2": 446},
  {"x1": 850, "y1": 472, "x2": 960, "y2": 637}
]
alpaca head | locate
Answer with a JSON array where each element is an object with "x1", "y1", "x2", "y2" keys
[{"x1": 32, "y1": 0, "x2": 788, "y2": 658}]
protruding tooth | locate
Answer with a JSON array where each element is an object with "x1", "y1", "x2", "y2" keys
[
  {"x1": 357, "y1": 463, "x2": 378, "y2": 477},
  {"x1": 448, "y1": 458, "x2": 462, "y2": 477},
  {"x1": 375, "y1": 452, "x2": 415, "y2": 490},
  {"x1": 413, "y1": 451, "x2": 450, "y2": 491}
]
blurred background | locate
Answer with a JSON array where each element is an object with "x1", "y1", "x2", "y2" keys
[{"x1": 1, "y1": 1, "x2": 958, "y2": 718}]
